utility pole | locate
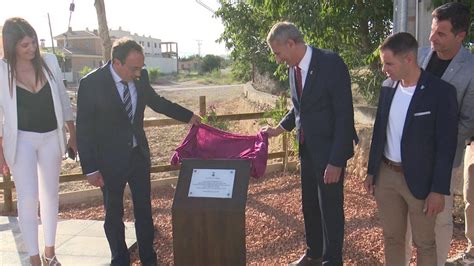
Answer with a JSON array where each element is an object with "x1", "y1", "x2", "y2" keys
[
  {"x1": 94, "y1": 0, "x2": 112, "y2": 61},
  {"x1": 47, "y1": 13, "x2": 55, "y2": 54},
  {"x1": 196, "y1": 40, "x2": 202, "y2": 57}
]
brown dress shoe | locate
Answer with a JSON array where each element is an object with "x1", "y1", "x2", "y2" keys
[{"x1": 289, "y1": 254, "x2": 322, "y2": 266}]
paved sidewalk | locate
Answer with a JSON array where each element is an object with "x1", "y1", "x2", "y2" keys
[{"x1": 0, "y1": 216, "x2": 136, "y2": 265}]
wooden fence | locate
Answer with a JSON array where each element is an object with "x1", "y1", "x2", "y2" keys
[{"x1": 0, "y1": 96, "x2": 293, "y2": 212}]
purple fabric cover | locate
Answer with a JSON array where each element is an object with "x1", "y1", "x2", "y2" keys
[{"x1": 170, "y1": 124, "x2": 269, "y2": 178}]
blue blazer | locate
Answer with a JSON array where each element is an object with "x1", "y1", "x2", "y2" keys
[
  {"x1": 367, "y1": 70, "x2": 458, "y2": 199},
  {"x1": 76, "y1": 62, "x2": 193, "y2": 179},
  {"x1": 280, "y1": 47, "x2": 358, "y2": 168}
]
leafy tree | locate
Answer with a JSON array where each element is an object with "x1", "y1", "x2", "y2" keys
[
  {"x1": 200, "y1": 54, "x2": 223, "y2": 73},
  {"x1": 216, "y1": 0, "x2": 393, "y2": 103}
]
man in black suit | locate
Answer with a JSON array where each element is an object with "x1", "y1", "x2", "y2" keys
[
  {"x1": 364, "y1": 32, "x2": 458, "y2": 265},
  {"x1": 76, "y1": 38, "x2": 200, "y2": 265},
  {"x1": 263, "y1": 21, "x2": 358, "y2": 266}
]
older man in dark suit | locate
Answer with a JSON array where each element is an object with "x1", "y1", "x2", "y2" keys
[
  {"x1": 263, "y1": 21, "x2": 358, "y2": 265},
  {"x1": 364, "y1": 32, "x2": 458, "y2": 265},
  {"x1": 76, "y1": 38, "x2": 200, "y2": 266}
]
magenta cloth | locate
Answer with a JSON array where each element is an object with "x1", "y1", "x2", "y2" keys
[{"x1": 170, "y1": 124, "x2": 269, "y2": 178}]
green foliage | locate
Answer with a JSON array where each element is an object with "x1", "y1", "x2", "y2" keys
[
  {"x1": 216, "y1": 1, "x2": 278, "y2": 82},
  {"x1": 148, "y1": 67, "x2": 160, "y2": 84},
  {"x1": 352, "y1": 48, "x2": 385, "y2": 105},
  {"x1": 201, "y1": 54, "x2": 223, "y2": 73},
  {"x1": 260, "y1": 93, "x2": 289, "y2": 126},
  {"x1": 203, "y1": 104, "x2": 230, "y2": 131},
  {"x1": 216, "y1": 0, "x2": 393, "y2": 102},
  {"x1": 79, "y1": 66, "x2": 93, "y2": 78}
]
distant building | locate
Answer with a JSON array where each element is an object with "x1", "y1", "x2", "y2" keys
[{"x1": 54, "y1": 27, "x2": 178, "y2": 83}]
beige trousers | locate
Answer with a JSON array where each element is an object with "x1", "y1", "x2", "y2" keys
[
  {"x1": 375, "y1": 162, "x2": 437, "y2": 266},
  {"x1": 464, "y1": 145, "x2": 474, "y2": 253},
  {"x1": 405, "y1": 168, "x2": 457, "y2": 266}
]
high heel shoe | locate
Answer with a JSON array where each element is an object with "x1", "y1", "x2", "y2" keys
[{"x1": 41, "y1": 254, "x2": 61, "y2": 266}]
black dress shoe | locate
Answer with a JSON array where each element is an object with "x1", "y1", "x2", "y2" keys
[{"x1": 289, "y1": 254, "x2": 323, "y2": 266}]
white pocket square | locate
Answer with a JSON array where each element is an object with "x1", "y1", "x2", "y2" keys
[{"x1": 414, "y1": 111, "x2": 431, "y2": 116}]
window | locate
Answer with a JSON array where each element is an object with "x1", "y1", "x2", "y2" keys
[
  {"x1": 147, "y1": 42, "x2": 150, "y2": 47},
  {"x1": 154, "y1": 43, "x2": 157, "y2": 48}
]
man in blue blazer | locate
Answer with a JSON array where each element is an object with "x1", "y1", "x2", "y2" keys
[
  {"x1": 364, "y1": 32, "x2": 458, "y2": 265},
  {"x1": 76, "y1": 38, "x2": 200, "y2": 265},
  {"x1": 263, "y1": 21, "x2": 358, "y2": 265}
]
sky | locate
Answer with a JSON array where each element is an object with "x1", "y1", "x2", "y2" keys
[{"x1": 0, "y1": 0, "x2": 228, "y2": 57}]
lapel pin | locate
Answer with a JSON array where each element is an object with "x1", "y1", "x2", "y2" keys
[
  {"x1": 420, "y1": 85, "x2": 425, "y2": 90},
  {"x1": 310, "y1": 70, "x2": 313, "y2": 75}
]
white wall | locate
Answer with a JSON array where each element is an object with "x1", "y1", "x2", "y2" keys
[{"x1": 145, "y1": 57, "x2": 177, "y2": 74}]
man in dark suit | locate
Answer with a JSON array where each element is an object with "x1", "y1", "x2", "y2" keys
[
  {"x1": 364, "y1": 32, "x2": 458, "y2": 265},
  {"x1": 76, "y1": 38, "x2": 200, "y2": 265},
  {"x1": 263, "y1": 21, "x2": 358, "y2": 266}
]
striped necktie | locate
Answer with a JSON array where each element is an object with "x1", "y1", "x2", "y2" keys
[{"x1": 120, "y1": 80, "x2": 133, "y2": 123}]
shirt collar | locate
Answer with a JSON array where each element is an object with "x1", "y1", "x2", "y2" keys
[
  {"x1": 297, "y1": 45, "x2": 312, "y2": 72},
  {"x1": 109, "y1": 63, "x2": 125, "y2": 85}
]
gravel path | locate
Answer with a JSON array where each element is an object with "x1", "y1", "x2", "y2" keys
[{"x1": 56, "y1": 170, "x2": 468, "y2": 265}]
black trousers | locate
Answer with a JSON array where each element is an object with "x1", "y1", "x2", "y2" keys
[
  {"x1": 299, "y1": 144, "x2": 345, "y2": 266},
  {"x1": 101, "y1": 147, "x2": 157, "y2": 266}
]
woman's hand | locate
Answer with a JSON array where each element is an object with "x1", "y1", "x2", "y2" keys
[{"x1": 66, "y1": 121, "x2": 77, "y2": 158}]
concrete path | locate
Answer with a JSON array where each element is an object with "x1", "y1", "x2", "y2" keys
[{"x1": 0, "y1": 216, "x2": 136, "y2": 265}]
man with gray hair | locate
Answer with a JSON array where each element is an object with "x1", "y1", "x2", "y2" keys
[{"x1": 263, "y1": 21, "x2": 358, "y2": 265}]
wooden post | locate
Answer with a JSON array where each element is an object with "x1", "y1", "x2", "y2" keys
[
  {"x1": 3, "y1": 173, "x2": 13, "y2": 212},
  {"x1": 199, "y1": 96, "x2": 206, "y2": 117},
  {"x1": 281, "y1": 97, "x2": 289, "y2": 172}
]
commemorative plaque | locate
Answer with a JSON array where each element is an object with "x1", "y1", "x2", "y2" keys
[{"x1": 172, "y1": 159, "x2": 251, "y2": 266}]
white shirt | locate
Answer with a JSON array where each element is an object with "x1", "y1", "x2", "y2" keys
[
  {"x1": 110, "y1": 64, "x2": 137, "y2": 147},
  {"x1": 297, "y1": 45, "x2": 312, "y2": 89},
  {"x1": 384, "y1": 83, "x2": 416, "y2": 163},
  {"x1": 109, "y1": 64, "x2": 137, "y2": 118}
]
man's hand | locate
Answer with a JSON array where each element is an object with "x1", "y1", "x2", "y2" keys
[
  {"x1": 364, "y1": 174, "x2": 375, "y2": 195},
  {"x1": 424, "y1": 192, "x2": 445, "y2": 216},
  {"x1": 324, "y1": 164, "x2": 342, "y2": 184},
  {"x1": 87, "y1": 171, "x2": 105, "y2": 187},
  {"x1": 261, "y1": 126, "x2": 284, "y2": 138},
  {"x1": 189, "y1": 114, "x2": 202, "y2": 126}
]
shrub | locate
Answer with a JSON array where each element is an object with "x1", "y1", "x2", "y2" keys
[{"x1": 148, "y1": 68, "x2": 160, "y2": 84}]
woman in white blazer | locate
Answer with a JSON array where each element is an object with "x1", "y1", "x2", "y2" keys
[{"x1": 0, "y1": 17, "x2": 76, "y2": 266}]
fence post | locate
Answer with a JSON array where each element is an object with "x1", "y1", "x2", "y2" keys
[
  {"x1": 199, "y1": 96, "x2": 206, "y2": 117},
  {"x1": 281, "y1": 97, "x2": 289, "y2": 172},
  {"x1": 3, "y1": 173, "x2": 13, "y2": 212}
]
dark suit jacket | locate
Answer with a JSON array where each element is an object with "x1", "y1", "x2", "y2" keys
[
  {"x1": 280, "y1": 47, "x2": 358, "y2": 168},
  {"x1": 76, "y1": 62, "x2": 193, "y2": 179},
  {"x1": 367, "y1": 70, "x2": 458, "y2": 199}
]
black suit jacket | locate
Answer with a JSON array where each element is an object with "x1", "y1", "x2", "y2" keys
[
  {"x1": 367, "y1": 70, "x2": 458, "y2": 199},
  {"x1": 280, "y1": 47, "x2": 358, "y2": 168},
  {"x1": 76, "y1": 62, "x2": 193, "y2": 179}
]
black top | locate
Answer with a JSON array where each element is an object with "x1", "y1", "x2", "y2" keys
[
  {"x1": 17, "y1": 82, "x2": 57, "y2": 133},
  {"x1": 425, "y1": 52, "x2": 452, "y2": 78}
]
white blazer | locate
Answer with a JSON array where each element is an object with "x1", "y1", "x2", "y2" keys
[{"x1": 0, "y1": 53, "x2": 74, "y2": 167}]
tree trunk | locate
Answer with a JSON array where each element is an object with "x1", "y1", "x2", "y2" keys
[{"x1": 94, "y1": 0, "x2": 112, "y2": 62}]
